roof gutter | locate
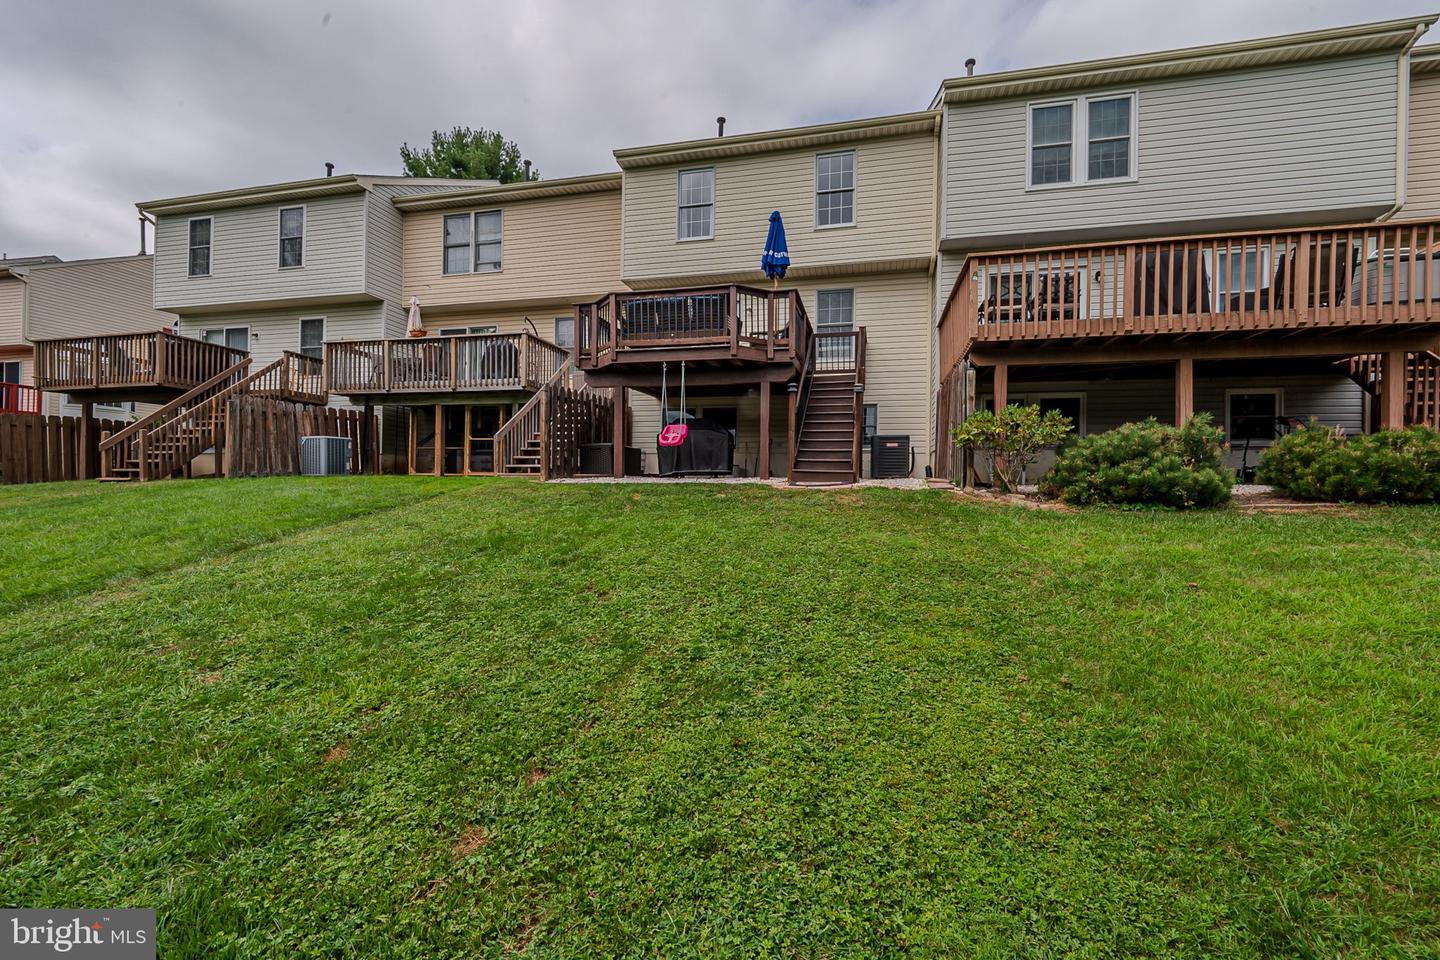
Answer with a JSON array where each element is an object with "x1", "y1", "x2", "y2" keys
[{"x1": 1378, "y1": 22, "x2": 1429, "y2": 222}]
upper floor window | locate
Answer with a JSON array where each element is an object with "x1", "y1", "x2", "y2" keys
[
  {"x1": 188, "y1": 218, "x2": 212, "y2": 277},
  {"x1": 1028, "y1": 93, "x2": 1136, "y2": 188},
  {"x1": 443, "y1": 211, "x2": 503, "y2": 275},
  {"x1": 278, "y1": 207, "x2": 305, "y2": 268},
  {"x1": 815, "y1": 151, "x2": 855, "y2": 228},
  {"x1": 677, "y1": 168, "x2": 714, "y2": 241},
  {"x1": 299, "y1": 317, "x2": 325, "y2": 359}
]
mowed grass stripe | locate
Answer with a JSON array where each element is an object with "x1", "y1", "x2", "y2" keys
[
  {"x1": 0, "y1": 479, "x2": 1437, "y2": 957},
  {"x1": 0, "y1": 476, "x2": 469, "y2": 615}
]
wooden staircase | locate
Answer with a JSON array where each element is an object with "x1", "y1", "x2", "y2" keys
[
  {"x1": 494, "y1": 360, "x2": 614, "y2": 478},
  {"x1": 788, "y1": 329, "x2": 866, "y2": 485},
  {"x1": 98, "y1": 352, "x2": 324, "y2": 481},
  {"x1": 1343, "y1": 351, "x2": 1440, "y2": 429}
]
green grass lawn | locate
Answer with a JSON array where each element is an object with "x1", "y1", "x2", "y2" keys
[{"x1": 1, "y1": 478, "x2": 1437, "y2": 958}]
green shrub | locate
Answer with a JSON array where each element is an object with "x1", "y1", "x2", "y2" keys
[
  {"x1": 1039, "y1": 415, "x2": 1232, "y2": 508},
  {"x1": 1257, "y1": 423, "x2": 1440, "y2": 502},
  {"x1": 951, "y1": 403, "x2": 1073, "y2": 492}
]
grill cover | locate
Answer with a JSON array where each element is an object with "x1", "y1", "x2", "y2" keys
[{"x1": 656, "y1": 418, "x2": 734, "y2": 476}]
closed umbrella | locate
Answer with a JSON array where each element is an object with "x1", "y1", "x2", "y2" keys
[
  {"x1": 760, "y1": 210, "x2": 790, "y2": 288},
  {"x1": 406, "y1": 296, "x2": 425, "y2": 337}
]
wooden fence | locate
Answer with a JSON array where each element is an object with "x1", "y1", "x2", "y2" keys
[
  {"x1": 0, "y1": 413, "x2": 127, "y2": 484},
  {"x1": 543, "y1": 381, "x2": 614, "y2": 479},
  {"x1": 223, "y1": 396, "x2": 378, "y2": 478}
]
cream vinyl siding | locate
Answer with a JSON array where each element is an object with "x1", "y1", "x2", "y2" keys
[
  {"x1": 621, "y1": 133, "x2": 936, "y2": 283},
  {"x1": 22, "y1": 257, "x2": 175, "y2": 341},
  {"x1": 0, "y1": 277, "x2": 23, "y2": 345},
  {"x1": 1403, "y1": 69, "x2": 1440, "y2": 219},
  {"x1": 943, "y1": 52, "x2": 1400, "y2": 246},
  {"x1": 153, "y1": 192, "x2": 369, "y2": 311},
  {"x1": 624, "y1": 271, "x2": 934, "y2": 476},
  {"x1": 402, "y1": 190, "x2": 622, "y2": 309}
]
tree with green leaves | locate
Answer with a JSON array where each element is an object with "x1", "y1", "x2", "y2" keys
[{"x1": 400, "y1": 127, "x2": 539, "y2": 183}]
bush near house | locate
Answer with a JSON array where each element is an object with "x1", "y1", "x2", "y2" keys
[
  {"x1": 1040, "y1": 414, "x2": 1232, "y2": 508},
  {"x1": 1257, "y1": 422, "x2": 1440, "y2": 503},
  {"x1": 950, "y1": 403, "x2": 1073, "y2": 491}
]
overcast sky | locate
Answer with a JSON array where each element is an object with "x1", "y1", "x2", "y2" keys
[{"x1": 1, "y1": 0, "x2": 1435, "y2": 260}]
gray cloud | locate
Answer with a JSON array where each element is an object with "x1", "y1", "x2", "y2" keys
[{"x1": 1, "y1": 0, "x2": 1434, "y2": 259}]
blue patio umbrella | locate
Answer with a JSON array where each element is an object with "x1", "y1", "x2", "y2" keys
[{"x1": 760, "y1": 210, "x2": 790, "y2": 287}]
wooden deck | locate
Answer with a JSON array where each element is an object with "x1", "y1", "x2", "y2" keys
[
  {"x1": 940, "y1": 220, "x2": 1440, "y2": 371},
  {"x1": 33, "y1": 332, "x2": 249, "y2": 403},
  {"x1": 325, "y1": 332, "x2": 567, "y2": 400},
  {"x1": 575, "y1": 286, "x2": 810, "y2": 382}
]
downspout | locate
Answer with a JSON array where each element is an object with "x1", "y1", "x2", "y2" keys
[{"x1": 1377, "y1": 23, "x2": 1429, "y2": 222}]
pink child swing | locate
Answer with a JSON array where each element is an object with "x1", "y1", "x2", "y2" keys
[{"x1": 657, "y1": 361, "x2": 689, "y2": 447}]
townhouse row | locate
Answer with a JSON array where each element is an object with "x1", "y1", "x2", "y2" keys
[{"x1": 12, "y1": 13, "x2": 1440, "y2": 482}]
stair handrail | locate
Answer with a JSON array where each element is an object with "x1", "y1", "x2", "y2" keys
[
  {"x1": 852, "y1": 326, "x2": 867, "y2": 481},
  {"x1": 140, "y1": 356, "x2": 289, "y2": 479},
  {"x1": 98, "y1": 357, "x2": 252, "y2": 455},
  {"x1": 787, "y1": 334, "x2": 818, "y2": 481},
  {"x1": 497, "y1": 358, "x2": 573, "y2": 474}
]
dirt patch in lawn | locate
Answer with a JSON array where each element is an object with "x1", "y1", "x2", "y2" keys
[
  {"x1": 452, "y1": 826, "x2": 492, "y2": 858},
  {"x1": 321, "y1": 742, "x2": 350, "y2": 764},
  {"x1": 525, "y1": 765, "x2": 549, "y2": 787},
  {"x1": 197, "y1": 671, "x2": 222, "y2": 685}
]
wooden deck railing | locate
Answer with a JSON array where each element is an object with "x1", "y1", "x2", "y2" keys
[
  {"x1": 575, "y1": 286, "x2": 808, "y2": 368},
  {"x1": 33, "y1": 332, "x2": 248, "y2": 393},
  {"x1": 0, "y1": 382, "x2": 40, "y2": 415},
  {"x1": 250, "y1": 352, "x2": 327, "y2": 405},
  {"x1": 939, "y1": 219, "x2": 1440, "y2": 374},
  {"x1": 326, "y1": 332, "x2": 566, "y2": 395}
]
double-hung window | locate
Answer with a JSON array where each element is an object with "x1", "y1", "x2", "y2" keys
[
  {"x1": 188, "y1": 218, "x2": 212, "y2": 277},
  {"x1": 278, "y1": 206, "x2": 304, "y2": 268},
  {"x1": 553, "y1": 316, "x2": 575, "y2": 351},
  {"x1": 1028, "y1": 93, "x2": 1136, "y2": 188},
  {"x1": 442, "y1": 211, "x2": 503, "y2": 275},
  {"x1": 815, "y1": 151, "x2": 855, "y2": 227},
  {"x1": 816, "y1": 289, "x2": 854, "y2": 365},
  {"x1": 299, "y1": 317, "x2": 325, "y2": 359},
  {"x1": 677, "y1": 168, "x2": 714, "y2": 240}
]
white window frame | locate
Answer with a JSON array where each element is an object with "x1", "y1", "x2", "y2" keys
[
  {"x1": 277, "y1": 205, "x2": 305, "y2": 270},
  {"x1": 187, "y1": 216, "x2": 213, "y2": 278},
  {"x1": 815, "y1": 150, "x2": 856, "y2": 229},
  {"x1": 676, "y1": 167, "x2": 715, "y2": 242},
  {"x1": 815, "y1": 288, "x2": 856, "y2": 333},
  {"x1": 472, "y1": 210, "x2": 503, "y2": 273},
  {"x1": 0, "y1": 360, "x2": 21, "y2": 384},
  {"x1": 298, "y1": 316, "x2": 326, "y2": 359},
  {"x1": 1225, "y1": 388, "x2": 1284, "y2": 444},
  {"x1": 441, "y1": 211, "x2": 503, "y2": 275},
  {"x1": 553, "y1": 316, "x2": 575, "y2": 351},
  {"x1": 201, "y1": 325, "x2": 250, "y2": 352},
  {"x1": 437, "y1": 325, "x2": 499, "y2": 336},
  {"x1": 1026, "y1": 92, "x2": 1138, "y2": 191}
]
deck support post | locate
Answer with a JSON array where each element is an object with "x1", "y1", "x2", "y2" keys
[
  {"x1": 993, "y1": 362, "x2": 1008, "y2": 411},
  {"x1": 362, "y1": 401, "x2": 374, "y2": 474},
  {"x1": 758, "y1": 383, "x2": 771, "y2": 480},
  {"x1": 79, "y1": 401, "x2": 94, "y2": 479},
  {"x1": 433, "y1": 403, "x2": 442, "y2": 476},
  {"x1": 1175, "y1": 356, "x2": 1194, "y2": 426},
  {"x1": 611, "y1": 386, "x2": 626, "y2": 478},
  {"x1": 1380, "y1": 349, "x2": 1407, "y2": 430},
  {"x1": 787, "y1": 383, "x2": 798, "y2": 483}
]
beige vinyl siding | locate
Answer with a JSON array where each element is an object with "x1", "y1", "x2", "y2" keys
[
  {"x1": 364, "y1": 182, "x2": 479, "y2": 337},
  {"x1": 0, "y1": 277, "x2": 23, "y2": 345},
  {"x1": 153, "y1": 192, "x2": 370, "y2": 311},
  {"x1": 22, "y1": 257, "x2": 175, "y2": 341},
  {"x1": 622, "y1": 133, "x2": 936, "y2": 283},
  {"x1": 944, "y1": 52, "x2": 1400, "y2": 246},
  {"x1": 1404, "y1": 69, "x2": 1440, "y2": 218},
  {"x1": 402, "y1": 190, "x2": 622, "y2": 309},
  {"x1": 624, "y1": 271, "x2": 934, "y2": 476}
]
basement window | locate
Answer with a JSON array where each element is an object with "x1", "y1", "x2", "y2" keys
[{"x1": 1226, "y1": 389, "x2": 1282, "y2": 442}]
